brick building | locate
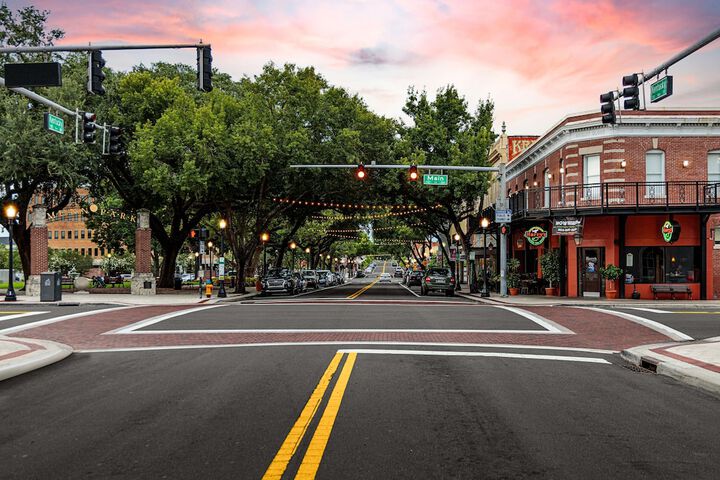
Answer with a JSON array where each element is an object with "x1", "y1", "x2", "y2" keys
[{"x1": 497, "y1": 109, "x2": 720, "y2": 299}]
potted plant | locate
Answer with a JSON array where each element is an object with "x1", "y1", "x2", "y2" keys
[
  {"x1": 506, "y1": 258, "x2": 521, "y2": 295},
  {"x1": 600, "y1": 264, "x2": 623, "y2": 299},
  {"x1": 539, "y1": 249, "x2": 560, "y2": 296}
]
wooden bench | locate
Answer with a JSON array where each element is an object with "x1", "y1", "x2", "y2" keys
[
  {"x1": 104, "y1": 276, "x2": 124, "y2": 287},
  {"x1": 651, "y1": 285, "x2": 692, "y2": 300},
  {"x1": 61, "y1": 276, "x2": 75, "y2": 292}
]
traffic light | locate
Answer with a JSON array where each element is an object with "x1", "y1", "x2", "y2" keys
[
  {"x1": 408, "y1": 164, "x2": 419, "y2": 181},
  {"x1": 600, "y1": 91, "x2": 616, "y2": 124},
  {"x1": 80, "y1": 111, "x2": 96, "y2": 143},
  {"x1": 197, "y1": 46, "x2": 212, "y2": 92},
  {"x1": 190, "y1": 229, "x2": 197, "y2": 239},
  {"x1": 356, "y1": 163, "x2": 367, "y2": 180},
  {"x1": 108, "y1": 126, "x2": 122, "y2": 155},
  {"x1": 622, "y1": 74, "x2": 640, "y2": 110},
  {"x1": 87, "y1": 50, "x2": 106, "y2": 95},
  {"x1": 500, "y1": 225, "x2": 509, "y2": 236}
]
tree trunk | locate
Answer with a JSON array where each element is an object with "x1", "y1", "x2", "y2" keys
[
  {"x1": 157, "y1": 241, "x2": 182, "y2": 288},
  {"x1": 234, "y1": 255, "x2": 247, "y2": 294}
]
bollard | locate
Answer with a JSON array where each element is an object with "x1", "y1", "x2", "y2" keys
[{"x1": 205, "y1": 283, "x2": 213, "y2": 298}]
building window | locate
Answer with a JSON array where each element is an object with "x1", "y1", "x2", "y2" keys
[
  {"x1": 54, "y1": 231, "x2": 59, "y2": 240},
  {"x1": 543, "y1": 168, "x2": 551, "y2": 207},
  {"x1": 67, "y1": 230, "x2": 72, "y2": 240},
  {"x1": 646, "y1": 150, "x2": 665, "y2": 197},
  {"x1": 94, "y1": 248, "x2": 98, "y2": 257},
  {"x1": 709, "y1": 150, "x2": 720, "y2": 183},
  {"x1": 583, "y1": 154, "x2": 600, "y2": 200},
  {"x1": 74, "y1": 230, "x2": 79, "y2": 239},
  {"x1": 81, "y1": 248, "x2": 85, "y2": 256},
  {"x1": 624, "y1": 246, "x2": 699, "y2": 283},
  {"x1": 48, "y1": 231, "x2": 52, "y2": 239},
  {"x1": 61, "y1": 231, "x2": 65, "y2": 239},
  {"x1": 100, "y1": 247, "x2": 105, "y2": 256},
  {"x1": 81, "y1": 230, "x2": 86, "y2": 239}
]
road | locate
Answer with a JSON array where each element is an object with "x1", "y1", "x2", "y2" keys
[{"x1": 1, "y1": 261, "x2": 719, "y2": 479}]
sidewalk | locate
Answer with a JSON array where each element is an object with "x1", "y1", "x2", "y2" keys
[
  {"x1": 0, "y1": 336, "x2": 72, "y2": 381},
  {"x1": 458, "y1": 291, "x2": 720, "y2": 309},
  {"x1": 621, "y1": 339, "x2": 720, "y2": 398},
  {"x1": 0, "y1": 291, "x2": 258, "y2": 306}
]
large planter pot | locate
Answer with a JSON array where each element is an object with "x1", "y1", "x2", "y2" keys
[
  {"x1": 545, "y1": 287, "x2": 558, "y2": 296},
  {"x1": 605, "y1": 279, "x2": 618, "y2": 299},
  {"x1": 509, "y1": 287, "x2": 520, "y2": 296}
]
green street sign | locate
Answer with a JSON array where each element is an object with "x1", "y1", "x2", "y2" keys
[
  {"x1": 43, "y1": 112, "x2": 64, "y2": 134},
  {"x1": 423, "y1": 174, "x2": 448, "y2": 186},
  {"x1": 650, "y1": 76, "x2": 673, "y2": 103}
]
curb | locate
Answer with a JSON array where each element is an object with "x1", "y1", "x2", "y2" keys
[
  {"x1": 621, "y1": 343, "x2": 720, "y2": 399},
  {"x1": 459, "y1": 295, "x2": 720, "y2": 309},
  {"x1": 0, "y1": 336, "x2": 73, "y2": 382}
]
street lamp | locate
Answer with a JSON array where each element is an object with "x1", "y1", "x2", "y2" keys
[
  {"x1": 260, "y1": 232, "x2": 270, "y2": 277},
  {"x1": 4, "y1": 203, "x2": 18, "y2": 301},
  {"x1": 480, "y1": 217, "x2": 490, "y2": 297},
  {"x1": 289, "y1": 241, "x2": 297, "y2": 271},
  {"x1": 207, "y1": 241, "x2": 214, "y2": 282},
  {"x1": 305, "y1": 247, "x2": 311, "y2": 269},
  {"x1": 218, "y1": 219, "x2": 227, "y2": 298},
  {"x1": 453, "y1": 233, "x2": 461, "y2": 291}
]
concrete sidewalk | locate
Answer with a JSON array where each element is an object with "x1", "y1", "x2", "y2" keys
[
  {"x1": 621, "y1": 339, "x2": 720, "y2": 398},
  {"x1": 459, "y1": 291, "x2": 720, "y2": 309},
  {"x1": 0, "y1": 336, "x2": 72, "y2": 381},
  {"x1": 0, "y1": 291, "x2": 258, "y2": 306}
]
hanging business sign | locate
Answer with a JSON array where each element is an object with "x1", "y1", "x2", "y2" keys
[
  {"x1": 661, "y1": 220, "x2": 681, "y2": 243},
  {"x1": 552, "y1": 217, "x2": 583, "y2": 236},
  {"x1": 524, "y1": 226, "x2": 548, "y2": 246}
]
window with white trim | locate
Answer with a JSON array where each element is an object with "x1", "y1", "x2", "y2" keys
[
  {"x1": 583, "y1": 154, "x2": 600, "y2": 200},
  {"x1": 645, "y1": 150, "x2": 665, "y2": 197},
  {"x1": 709, "y1": 150, "x2": 720, "y2": 183}
]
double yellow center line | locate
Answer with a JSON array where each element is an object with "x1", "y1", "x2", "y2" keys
[
  {"x1": 346, "y1": 262, "x2": 386, "y2": 300},
  {"x1": 263, "y1": 352, "x2": 357, "y2": 480}
]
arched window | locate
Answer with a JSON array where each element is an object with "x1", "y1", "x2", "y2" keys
[
  {"x1": 646, "y1": 150, "x2": 665, "y2": 197},
  {"x1": 523, "y1": 179, "x2": 529, "y2": 189}
]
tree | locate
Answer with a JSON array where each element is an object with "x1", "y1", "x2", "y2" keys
[
  {"x1": 396, "y1": 86, "x2": 496, "y2": 292},
  {"x1": 0, "y1": 8, "x2": 94, "y2": 281},
  {"x1": 48, "y1": 249, "x2": 93, "y2": 275}
]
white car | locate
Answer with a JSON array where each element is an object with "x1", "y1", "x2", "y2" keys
[{"x1": 379, "y1": 273, "x2": 392, "y2": 283}]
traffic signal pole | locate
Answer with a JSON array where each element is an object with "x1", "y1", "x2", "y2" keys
[{"x1": 290, "y1": 163, "x2": 509, "y2": 297}]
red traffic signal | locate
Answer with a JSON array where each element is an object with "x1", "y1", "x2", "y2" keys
[
  {"x1": 356, "y1": 163, "x2": 367, "y2": 180},
  {"x1": 500, "y1": 225, "x2": 509, "y2": 235},
  {"x1": 190, "y1": 230, "x2": 197, "y2": 238},
  {"x1": 408, "y1": 165, "x2": 419, "y2": 181}
]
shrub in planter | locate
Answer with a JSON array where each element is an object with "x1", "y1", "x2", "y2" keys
[
  {"x1": 506, "y1": 258, "x2": 521, "y2": 295},
  {"x1": 600, "y1": 264, "x2": 623, "y2": 299},
  {"x1": 539, "y1": 250, "x2": 560, "y2": 294}
]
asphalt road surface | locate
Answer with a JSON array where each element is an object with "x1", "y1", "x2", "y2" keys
[{"x1": 2, "y1": 261, "x2": 719, "y2": 479}]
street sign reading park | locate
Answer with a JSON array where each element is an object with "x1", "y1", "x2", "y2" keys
[
  {"x1": 650, "y1": 76, "x2": 673, "y2": 103},
  {"x1": 423, "y1": 174, "x2": 448, "y2": 186},
  {"x1": 43, "y1": 112, "x2": 64, "y2": 134}
]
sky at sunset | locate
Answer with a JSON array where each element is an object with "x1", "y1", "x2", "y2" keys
[{"x1": 5, "y1": 0, "x2": 720, "y2": 135}]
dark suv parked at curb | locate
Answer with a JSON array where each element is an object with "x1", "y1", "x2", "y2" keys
[
  {"x1": 261, "y1": 268, "x2": 298, "y2": 295},
  {"x1": 420, "y1": 267, "x2": 455, "y2": 296},
  {"x1": 404, "y1": 270, "x2": 424, "y2": 287}
]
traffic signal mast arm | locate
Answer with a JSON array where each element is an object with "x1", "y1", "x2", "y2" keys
[{"x1": 290, "y1": 164, "x2": 500, "y2": 172}]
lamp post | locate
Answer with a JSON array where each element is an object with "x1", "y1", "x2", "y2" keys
[
  {"x1": 453, "y1": 233, "x2": 461, "y2": 291},
  {"x1": 4, "y1": 203, "x2": 18, "y2": 301},
  {"x1": 305, "y1": 247, "x2": 311, "y2": 269},
  {"x1": 260, "y1": 232, "x2": 270, "y2": 277},
  {"x1": 289, "y1": 241, "x2": 297, "y2": 271},
  {"x1": 480, "y1": 217, "x2": 490, "y2": 297},
  {"x1": 207, "y1": 241, "x2": 214, "y2": 282},
  {"x1": 218, "y1": 219, "x2": 227, "y2": 298}
]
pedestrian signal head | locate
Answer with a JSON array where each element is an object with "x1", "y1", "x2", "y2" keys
[
  {"x1": 408, "y1": 164, "x2": 419, "y2": 181},
  {"x1": 356, "y1": 163, "x2": 367, "y2": 180}
]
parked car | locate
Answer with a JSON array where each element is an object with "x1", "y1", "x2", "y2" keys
[
  {"x1": 405, "y1": 270, "x2": 424, "y2": 287},
  {"x1": 316, "y1": 270, "x2": 333, "y2": 287},
  {"x1": 261, "y1": 268, "x2": 298, "y2": 295},
  {"x1": 379, "y1": 272, "x2": 392, "y2": 283},
  {"x1": 420, "y1": 267, "x2": 455, "y2": 296},
  {"x1": 302, "y1": 270, "x2": 319, "y2": 289},
  {"x1": 181, "y1": 273, "x2": 194, "y2": 282},
  {"x1": 355, "y1": 271, "x2": 366, "y2": 278},
  {"x1": 394, "y1": 267, "x2": 404, "y2": 278}
]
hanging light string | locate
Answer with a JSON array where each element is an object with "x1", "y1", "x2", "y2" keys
[
  {"x1": 326, "y1": 223, "x2": 424, "y2": 233},
  {"x1": 326, "y1": 233, "x2": 427, "y2": 243},
  {"x1": 273, "y1": 197, "x2": 420, "y2": 210},
  {"x1": 311, "y1": 205, "x2": 438, "y2": 221}
]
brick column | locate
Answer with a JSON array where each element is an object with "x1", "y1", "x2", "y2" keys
[
  {"x1": 25, "y1": 205, "x2": 48, "y2": 296},
  {"x1": 131, "y1": 209, "x2": 156, "y2": 295}
]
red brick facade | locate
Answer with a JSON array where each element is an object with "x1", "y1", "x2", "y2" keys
[
  {"x1": 135, "y1": 229, "x2": 152, "y2": 274},
  {"x1": 30, "y1": 226, "x2": 49, "y2": 275}
]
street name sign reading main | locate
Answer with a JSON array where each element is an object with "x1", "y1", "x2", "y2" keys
[
  {"x1": 43, "y1": 112, "x2": 64, "y2": 134},
  {"x1": 650, "y1": 76, "x2": 673, "y2": 103},
  {"x1": 495, "y1": 209, "x2": 512, "y2": 223},
  {"x1": 423, "y1": 174, "x2": 448, "y2": 186}
]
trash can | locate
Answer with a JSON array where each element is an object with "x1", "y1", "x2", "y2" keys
[
  {"x1": 174, "y1": 276, "x2": 183, "y2": 290},
  {"x1": 40, "y1": 272, "x2": 62, "y2": 302}
]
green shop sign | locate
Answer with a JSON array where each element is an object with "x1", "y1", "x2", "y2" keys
[
  {"x1": 524, "y1": 226, "x2": 548, "y2": 246},
  {"x1": 662, "y1": 220, "x2": 681, "y2": 243}
]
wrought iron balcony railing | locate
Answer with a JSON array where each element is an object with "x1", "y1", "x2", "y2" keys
[{"x1": 508, "y1": 181, "x2": 720, "y2": 217}]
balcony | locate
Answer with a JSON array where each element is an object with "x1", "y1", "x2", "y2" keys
[{"x1": 508, "y1": 181, "x2": 720, "y2": 218}]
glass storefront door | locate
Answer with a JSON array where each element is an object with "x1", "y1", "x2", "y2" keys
[{"x1": 579, "y1": 247, "x2": 604, "y2": 297}]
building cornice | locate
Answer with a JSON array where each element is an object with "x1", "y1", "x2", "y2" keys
[{"x1": 506, "y1": 114, "x2": 720, "y2": 181}]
